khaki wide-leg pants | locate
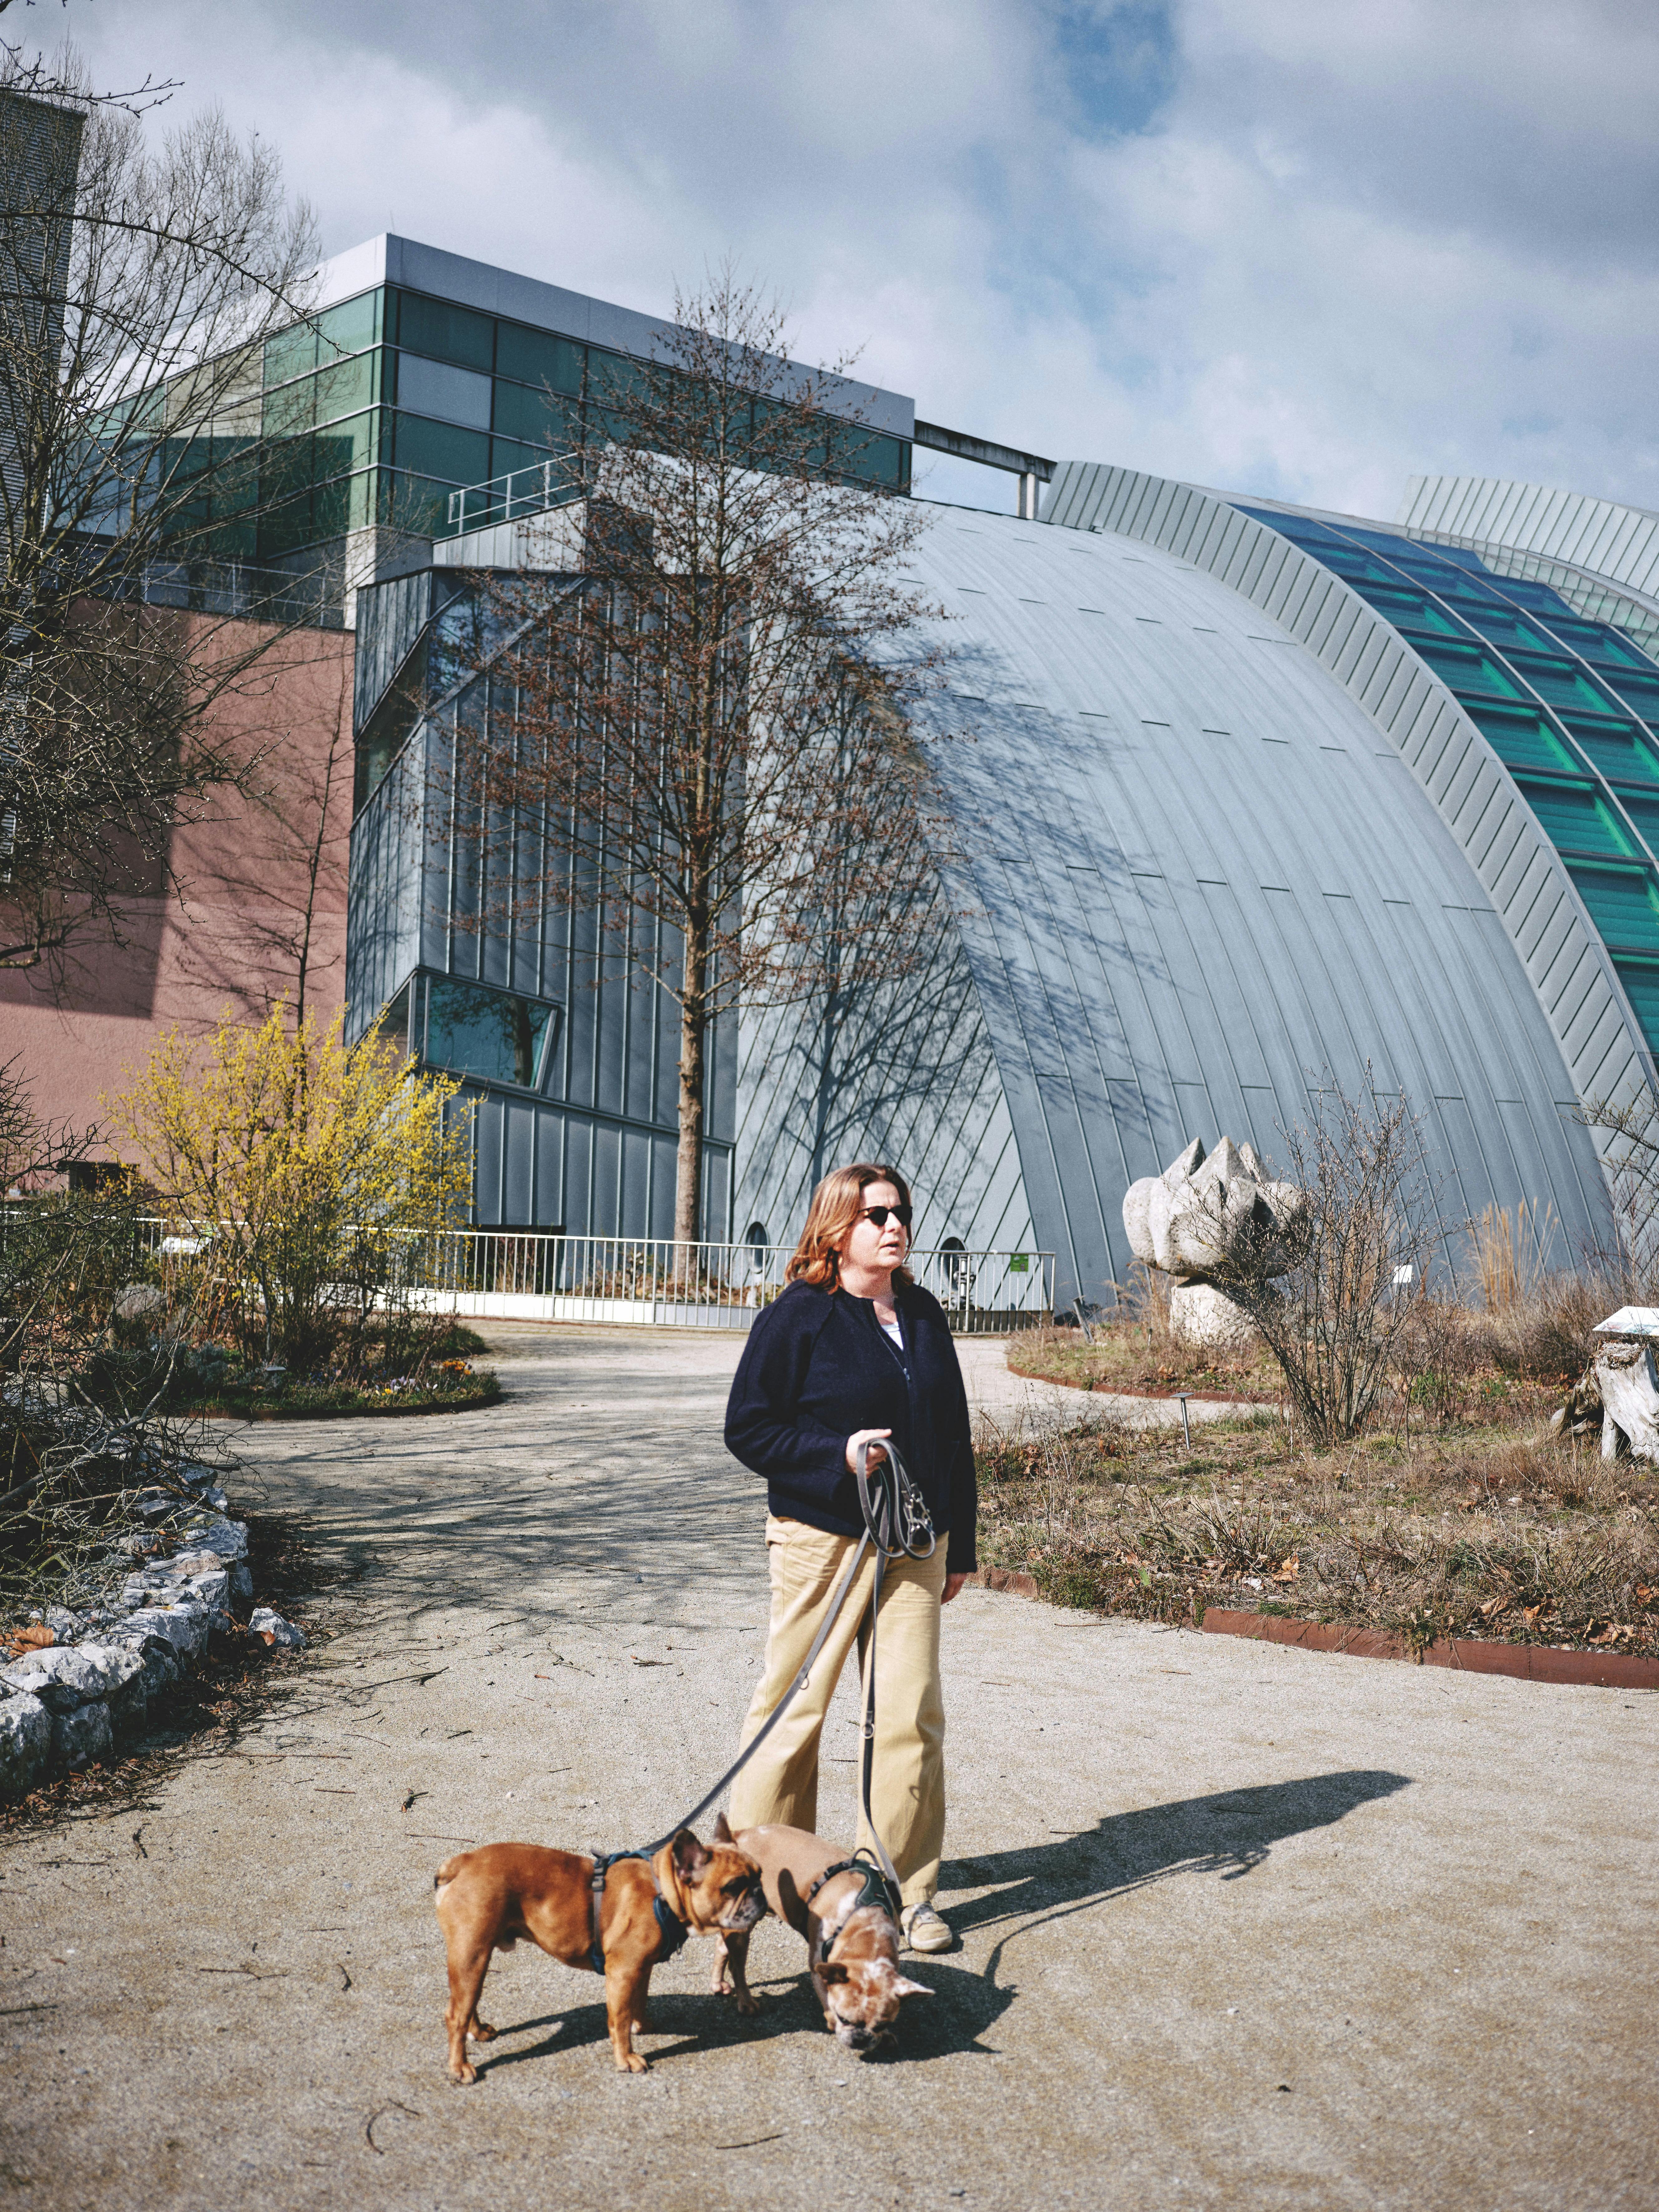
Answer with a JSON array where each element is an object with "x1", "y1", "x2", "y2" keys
[{"x1": 729, "y1": 1514, "x2": 949, "y2": 1907}]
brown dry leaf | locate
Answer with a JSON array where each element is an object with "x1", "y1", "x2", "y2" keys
[
  {"x1": 1479, "y1": 1596, "x2": 1507, "y2": 1617},
  {"x1": 1272, "y1": 1556, "x2": 1300, "y2": 1583},
  {"x1": 2, "y1": 1626, "x2": 53, "y2": 1656},
  {"x1": 1522, "y1": 1604, "x2": 1543, "y2": 1624}
]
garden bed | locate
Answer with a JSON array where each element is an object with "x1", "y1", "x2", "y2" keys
[
  {"x1": 1005, "y1": 1318, "x2": 1282, "y2": 1402},
  {"x1": 974, "y1": 1394, "x2": 1659, "y2": 1659},
  {"x1": 174, "y1": 1362, "x2": 501, "y2": 1421}
]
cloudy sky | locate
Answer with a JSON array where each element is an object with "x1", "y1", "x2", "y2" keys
[{"x1": 53, "y1": 0, "x2": 1659, "y2": 518}]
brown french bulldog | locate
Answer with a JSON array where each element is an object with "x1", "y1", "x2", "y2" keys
[
  {"x1": 711, "y1": 1819, "x2": 933, "y2": 2055},
  {"x1": 434, "y1": 1825, "x2": 765, "y2": 2077}
]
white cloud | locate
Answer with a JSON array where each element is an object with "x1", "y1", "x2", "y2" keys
[{"x1": 54, "y1": 0, "x2": 1659, "y2": 517}]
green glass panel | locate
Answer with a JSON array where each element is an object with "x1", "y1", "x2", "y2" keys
[
  {"x1": 316, "y1": 289, "x2": 380, "y2": 358},
  {"x1": 1603, "y1": 672, "x2": 1659, "y2": 724},
  {"x1": 1413, "y1": 638, "x2": 1523, "y2": 700},
  {"x1": 1364, "y1": 583, "x2": 1462, "y2": 634},
  {"x1": 494, "y1": 322, "x2": 584, "y2": 394},
  {"x1": 257, "y1": 489, "x2": 313, "y2": 558},
  {"x1": 313, "y1": 349, "x2": 380, "y2": 424},
  {"x1": 1613, "y1": 959, "x2": 1659, "y2": 1054},
  {"x1": 1458, "y1": 606, "x2": 1552, "y2": 651},
  {"x1": 314, "y1": 408, "x2": 380, "y2": 478},
  {"x1": 391, "y1": 290, "x2": 494, "y2": 372},
  {"x1": 1504, "y1": 650, "x2": 1611, "y2": 712},
  {"x1": 1612, "y1": 792, "x2": 1659, "y2": 855},
  {"x1": 388, "y1": 412, "x2": 490, "y2": 488},
  {"x1": 380, "y1": 468, "x2": 453, "y2": 536},
  {"x1": 492, "y1": 380, "x2": 576, "y2": 446},
  {"x1": 1513, "y1": 777, "x2": 1633, "y2": 857},
  {"x1": 259, "y1": 431, "x2": 314, "y2": 504},
  {"x1": 263, "y1": 320, "x2": 316, "y2": 390},
  {"x1": 1465, "y1": 703, "x2": 1580, "y2": 773},
  {"x1": 1568, "y1": 862, "x2": 1659, "y2": 952},
  {"x1": 1561, "y1": 716, "x2": 1659, "y2": 784},
  {"x1": 311, "y1": 472, "x2": 351, "y2": 539},
  {"x1": 262, "y1": 374, "x2": 315, "y2": 440},
  {"x1": 425, "y1": 977, "x2": 553, "y2": 1088}
]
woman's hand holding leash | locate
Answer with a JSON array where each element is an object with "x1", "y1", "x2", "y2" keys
[{"x1": 846, "y1": 1427, "x2": 890, "y2": 1474}]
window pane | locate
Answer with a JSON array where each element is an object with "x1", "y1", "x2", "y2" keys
[
  {"x1": 263, "y1": 321, "x2": 316, "y2": 389},
  {"x1": 316, "y1": 289, "x2": 381, "y2": 358},
  {"x1": 1613, "y1": 959, "x2": 1659, "y2": 1054},
  {"x1": 314, "y1": 408, "x2": 380, "y2": 479},
  {"x1": 262, "y1": 374, "x2": 315, "y2": 440},
  {"x1": 1514, "y1": 777, "x2": 1633, "y2": 857},
  {"x1": 1568, "y1": 862, "x2": 1659, "y2": 953},
  {"x1": 314, "y1": 349, "x2": 380, "y2": 424},
  {"x1": 1504, "y1": 649, "x2": 1612, "y2": 713},
  {"x1": 1614, "y1": 792, "x2": 1659, "y2": 855},
  {"x1": 492, "y1": 379, "x2": 577, "y2": 446},
  {"x1": 1413, "y1": 638, "x2": 1523, "y2": 700},
  {"x1": 395, "y1": 354, "x2": 493, "y2": 431},
  {"x1": 425, "y1": 977, "x2": 556, "y2": 1088},
  {"x1": 389, "y1": 411, "x2": 490, "y2": 488},
  {"x1": 391, "y1": 289, "x2": 495, "y2": 372},
  {"x1": 1561, "y1": 715, "x2": 1659, "y2": 784},
  {"x1": 1466, "y1": 704, "x2": 1581, "y2": 774},
  {"x1": 494, "y1": 322, "x2": 585, "y2": 394}
]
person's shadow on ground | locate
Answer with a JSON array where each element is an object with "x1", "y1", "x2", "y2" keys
[{"x1": 470, "y1": 1769, "x2": 1409, "y2": 2074}]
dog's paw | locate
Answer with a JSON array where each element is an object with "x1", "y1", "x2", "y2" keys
[
  {"x1": 733, "y1": 1990, "x2": 761, "y2": 2017},
  {"x1": 468, "y1": 2018, "x2": 498, "y2": 2043},
  {"x1": 618, "y1": 2052, "x2": 649, "y2": 2075},
  {"x1": 448, "y1": 2062, "x2": 479, "y2": 2087}
]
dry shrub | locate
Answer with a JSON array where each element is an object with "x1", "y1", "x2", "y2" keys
[{"x1": 1471, "y1": 1199, "x2": 1556, "y2": 1312}]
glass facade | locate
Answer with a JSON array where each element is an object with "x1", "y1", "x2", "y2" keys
[
  {"x1": 383, "y1": 971, "x2": 561, "y2": 1093},
  {"x1": 179, "y1": 285, "x2": 911, "y2": 563},
  {"x1": 1238, "y1": 507, "x2": 1659, "y2": 1053}
]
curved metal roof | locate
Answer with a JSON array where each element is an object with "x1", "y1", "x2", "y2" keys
[{"x1": 902, "y1": 503, "x2": 1613, "y2": 1306}]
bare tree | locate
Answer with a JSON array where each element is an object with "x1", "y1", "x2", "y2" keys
[
  {"x1": 1209, "y1": 1077, "x2": 1441, "y2": 1444},
  {"x1": 446, "y1": 269, "x2": 951, "y2": 1242},
  {"x1": 0, "y1": 45, "x2": 323, "y2": 973}
]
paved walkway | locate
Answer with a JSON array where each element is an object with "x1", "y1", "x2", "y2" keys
[{"x1": 2, "y1": 1326, "x2": 1655, "y2": 2212}]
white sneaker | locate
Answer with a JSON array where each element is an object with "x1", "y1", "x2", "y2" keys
[{"x1": 901, "y1": 1902, "x2": 954, "y2": 1954}]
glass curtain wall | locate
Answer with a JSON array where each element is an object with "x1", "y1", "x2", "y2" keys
[
  {"x1": 176, "y1": 285, "x2": 914, "y2": 564},
  {"x1": 1239, "y1": 507, "x2": 1659, "y2": 1052}
]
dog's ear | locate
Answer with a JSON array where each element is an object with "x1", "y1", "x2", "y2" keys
[
  {"x1": 891, "y1": 1974, "x2": 934, "y2": 1996},
  {"x1": 712, "y1": 1811, "x2": 734, "y2": 1844},
  {"x1": 817, "y1": 1961, "x2": 850, "y2": 1984},
  {"x1": 671, "y1": 1827, "x2": 711, "y2": 1880}
]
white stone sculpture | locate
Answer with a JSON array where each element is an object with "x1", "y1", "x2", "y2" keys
[{"x1": 1122, "y1": 1135, "x2": 1306, "y2": 1347}]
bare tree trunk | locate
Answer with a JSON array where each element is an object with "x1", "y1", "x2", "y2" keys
[{"x1": 675, "y1": 908, "x2": 709, "y2": 1249}]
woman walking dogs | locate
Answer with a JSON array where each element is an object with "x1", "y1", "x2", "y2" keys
[{"x1": 724, "y1": 1164, "x2": 975, "y2": 1955}]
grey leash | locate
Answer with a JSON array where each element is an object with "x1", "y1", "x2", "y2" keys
[{"x1": 641, "y1": 1435, "x2": 935, "y2": 1862}]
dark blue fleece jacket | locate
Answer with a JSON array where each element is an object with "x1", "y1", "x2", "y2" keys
[{"x1": 723, "y1": 1278, "x2": 977, "y2": 1570}]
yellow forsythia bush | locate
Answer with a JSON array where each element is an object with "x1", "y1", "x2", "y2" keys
[{"x1": 108, "y1": 1003, "x2": 473, "y2": 1370}]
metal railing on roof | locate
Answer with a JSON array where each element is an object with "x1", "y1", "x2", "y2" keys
[{"x1": 441, "y1": 456, "x2": 580, "y2": 543}]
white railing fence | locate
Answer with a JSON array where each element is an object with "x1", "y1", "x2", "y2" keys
[
  {"x1": 117, "y1": 1220, "x2": 1051, "y2": 1334},
  {"x1": 405, "y1": 1234, "x2": 1054, "y2": 1334}
]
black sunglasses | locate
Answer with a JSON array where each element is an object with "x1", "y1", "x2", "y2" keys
[{"x1": 857, "y1": 1203, "x2": 912, "y2": 1229}]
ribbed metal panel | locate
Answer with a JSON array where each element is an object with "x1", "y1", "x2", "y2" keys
[
  {"x1": 891, "y1": 501, "x2": 1613, "y2": 1302},
  {"x1": 1400, "y1": 476, "x2": 1659, "y2": 604},
  {"x1": 1043, "y1": 465, "x2": 1652, "y2": 1173}
]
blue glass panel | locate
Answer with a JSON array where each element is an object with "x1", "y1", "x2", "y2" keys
[
  {"x1": 1612, "y1": 792, "x2": 1659, "y2": 853},
  {"x1": 1412, "y1": 637, "x2": 1524, "y2": 700},
  {"x1": 1568, "y1": 863, "x2": 1659, "y2": 953},
  {"x1": 1602, "y1": 672, "x2": 1659, "y2": 723},
  {"x1": 1503, "y1": 650, "x2": 1612, "y2": 712},
  {"x1": 390, "y1": 290, "x2": 495, "y2": 373}
]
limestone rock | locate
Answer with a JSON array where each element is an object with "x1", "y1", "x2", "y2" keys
[
  {"x1": 120, "y1": 1603, "x2": 213, "y2": 1659},
  {"x1": 74, "y1": 1644, "x2": 147, "y2": 1733},
  {"x1": 249, "y1": 1607, "x2": 305, "y2": 1650},
  {"x1": 0, "y1": 1644, "x2": 120, "y2": 1713},
  {"x1": 0, "y1": 1693, "x2": 51, "y2": 1795},
  {"x1": 176, "y1": 1519, "x2": 248, "y2": 1564},
  {"x1": 53, "y1": 1701, "x2": 112, "y2": 1769},
  {"x1": 108, "y1": 1631, "x2": 182, "y2": 1701}
]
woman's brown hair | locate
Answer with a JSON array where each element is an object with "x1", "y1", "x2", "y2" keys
[{"x1": 786, "y1": 1163, "x2": 914, "y2": 1292}]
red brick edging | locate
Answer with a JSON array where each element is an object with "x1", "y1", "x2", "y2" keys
[{"x1": 967, "y1": 1572, "x2": 1659, "y2": 1688}]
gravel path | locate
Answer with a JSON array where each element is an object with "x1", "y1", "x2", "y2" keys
[{"x1": 2, "y1": 1325, "x2": 1654, "y2": 2212}]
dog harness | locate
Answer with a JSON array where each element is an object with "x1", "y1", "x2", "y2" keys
[
  {"x1": 800, "y1": 1851, "x2": 902, "y2": 1967},
  {"x1": 587, "y1": 1850, "x2": 688, "y2": 1976}
]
